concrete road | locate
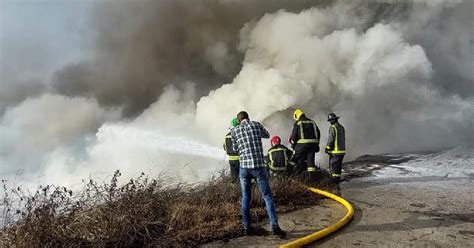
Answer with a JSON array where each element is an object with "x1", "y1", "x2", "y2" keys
[
  {"x1": 315, "y1": 176, "x2": 474, "y2": 248},
  {"x1": 203, "y1": 175, "x2": 474, "y2": 247}
]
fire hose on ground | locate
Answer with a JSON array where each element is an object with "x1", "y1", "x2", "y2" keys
[{"x1": 280, "y1": 187, "x2": 354, "y2": 248}]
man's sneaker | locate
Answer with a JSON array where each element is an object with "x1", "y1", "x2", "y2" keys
[{"x1": 272, "y1": 226, "x2": 286, "y2": 238}]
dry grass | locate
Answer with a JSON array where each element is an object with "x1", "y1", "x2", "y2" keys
[{"x1": 0, "y1": 170, "x2": 334, "y2": 247}]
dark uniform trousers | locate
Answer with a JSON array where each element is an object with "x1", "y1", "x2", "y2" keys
[
  {"x1": 329, "y1": 154, "x2": 344, "y2": 184},
  {"x1": 229, "y1": 160, "x2": 240, "y2": 182},
  {"x1": 293, "y1": 143, "x2": 319, "y2": 179}
]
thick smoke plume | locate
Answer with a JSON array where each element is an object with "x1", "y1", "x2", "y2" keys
[
  {"x1": 1, "y1": 0, "x2": 473, "y2": 187},
  {"x1": 50, "y1": 0, "x2": 321, "y2": 115}
]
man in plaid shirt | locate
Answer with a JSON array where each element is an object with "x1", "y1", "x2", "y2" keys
[{"x1": 231, "y1": 111, "x2": 286, "y2": 238}]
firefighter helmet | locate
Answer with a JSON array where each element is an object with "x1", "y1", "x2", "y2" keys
[
  {"x1": 271, "y1": 136, "x2": 281, "y2": 146},
  {"x1": 327, "y1": 113, "x2": 340, "y2": 121},
  {"x1": 293, "y1": 109, "x2": 304, "y2": 120}
]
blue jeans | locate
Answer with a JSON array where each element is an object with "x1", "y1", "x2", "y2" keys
[{"x1": 240, "y1": 167, "x2": 279, "y2": 229}]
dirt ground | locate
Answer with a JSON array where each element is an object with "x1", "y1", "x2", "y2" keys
[{"x1": 203, "y1": 155, "x2": 474, "y2": 247}]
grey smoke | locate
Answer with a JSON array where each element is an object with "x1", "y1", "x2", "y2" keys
[
  {"x1": 404, "y1": 1, "x2": 474, "y2": 97},
  {"x1": 50, "y1": 0, "x2": 323, "y2": 115},
  {"x1": 0, "y1": 0, "x2": 473, "y2": 186}
]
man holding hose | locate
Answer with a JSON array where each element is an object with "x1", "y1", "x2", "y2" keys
[
  {"x1": 223, "y1": 118, "x2": 240, "y2": 182},
  {"x1": 231, "y1": 111, "x2": 286, "y2": 238}
]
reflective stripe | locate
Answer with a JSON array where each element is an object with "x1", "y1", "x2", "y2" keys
[
  {"x1": 298, "y1": 121, "x2": 305, "y2": 140},
  {"x1": 228, "y1": 155, "x2": 239, "y2": 161},
  {"x1": 325, "y1": 145, "x2": 331, "y2": 149},
  {"x1": 328, "y1": 125, "x2": 345, "y2": 154},
  {"x1": 268, "y1": 148, "x2": 287, "y2": 171},
  {"x1": 307, "y1": 167, "x2": 317, "y2": 172},
  {"x1": 297, "y1": 139, "x2": 319, "y2": 144},
  {"x1": 270, "y1": 148, "x2": 288, "y2": 152},
  {"x1": 331, "y1": 173, "x2": 341, "y2": 177}
]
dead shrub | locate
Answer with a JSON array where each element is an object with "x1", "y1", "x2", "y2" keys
[{"x1": 0, "y1": 170, "x2": 332, "y2": 247}]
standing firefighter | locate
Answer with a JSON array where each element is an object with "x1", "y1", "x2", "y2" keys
[
  {"x1": 224, "y1": 118, "x2": 240, "y2": 182},
  {"x1": 265, "y1": 136, "x2": 294, "y2": 178},
  {"x1": 289, "y1": 109, "x2": 320, "y2": 180},
  {"x1": 325, "y1": 113, "x2": 346, "y2": 184},
  {"x1": 231, "y1": 111, "x2": 286, "y2": 238}
]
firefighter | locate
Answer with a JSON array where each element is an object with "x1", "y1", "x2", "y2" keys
[
  {"x1": 325, "y1": 113, "x2": 346, "y2": 184},
  {"x1": 289, "y1": 109, "x2": 320, "y2": 180},
  {"x1": 224, "y1": 118, "x2": 240, "y2": 182},
  {"x1": 265, "y1": 136, "x2": 294, "y2": 178}
]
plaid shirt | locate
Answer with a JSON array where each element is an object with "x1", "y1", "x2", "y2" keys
[{"x1": 231, "y1": 119, "x2": 270, "y2": 169}]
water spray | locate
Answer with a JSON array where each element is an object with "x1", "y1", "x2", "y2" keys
[{"x1": 97, "y1": 124, "x2": 226, "y2": 160}]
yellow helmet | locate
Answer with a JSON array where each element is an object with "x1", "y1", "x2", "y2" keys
[{"x1": 293, "y1": 109, "x2": 303, "y2": 120}]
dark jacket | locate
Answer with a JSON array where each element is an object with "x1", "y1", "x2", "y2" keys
[
  {"x1": 223, "y1": 131, "x2": 239, "y2": 161},
  {"x1": 326, "y1": 122, "x2": 346, "y2": 154},
  {"x1": 290, "y1": 114, "x2": 320, "y2": 145},
  {"x1": 265, "y1": 144, "x2": 293, "y2": 171}
]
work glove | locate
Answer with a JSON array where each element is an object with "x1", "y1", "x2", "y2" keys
[{"x1": 325, "y1": 146, "x2": 330, "y2": 154}]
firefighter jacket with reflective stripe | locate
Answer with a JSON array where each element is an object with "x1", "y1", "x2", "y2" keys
[
  {"x1": 265, "y1": 144, "x2": 293, "y2": 171},
  {"x1": 223, "y1": 131, "x2": 239, "y2": 161},
  {"x1": 326, "y1": 122, "x2": 346, "y2": 154},
  {"x1": 291, "y1": 115, "x2": 320, "y2": 144}
]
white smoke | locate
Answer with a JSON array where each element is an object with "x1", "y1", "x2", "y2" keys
[
  {"x1": 198, "y1": 7, "x2": 431, "y2": 145},
  {"x1": 40, "y1": 124, "x2": 225, "y2": 188},
  {"x1": 0, "y1": 87, "x2": 225, "y2": 188},
  {"x1": 0, "y1": 94, "x2": 120, "y2": 185},
  {"x1": 72, "y1": 84, "x2": 226, "y2": 184},
  {"x1": 196, "y1": 2, "x2": 473, "y2": 160}
]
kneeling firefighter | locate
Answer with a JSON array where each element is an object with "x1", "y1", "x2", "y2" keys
[
  {"x1": 325, "y1": 113, "x2": 346, "y2": 184},
  {"x1": 289, "y1": 109, "x2": 320, "y2": 180},
  {"x1": 223, "y1": 118, "x2": 240, "y2": 182},
  {"x1": 265, "y1": 136, "x2": 294, "y2": 178}
]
